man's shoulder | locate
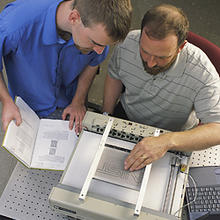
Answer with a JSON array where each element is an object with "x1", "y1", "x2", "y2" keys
[
  {"x1": 123, "y1": 30, "x2": 140, "y2": 44},
  {"x1": 0, "y1": 0, "x2": 58, "y2": 34},
  {"x1": 126, "y1": 30, "x2": 141, "y2": 40},
  {"x1": 183, "y1": 42, "x2": 219, "y2": 79},
  {"x1": 117, "y1": 30, "x2": 140, "y2": 52},
  {"x1": 184, "y1": 42, "x2": 207, "y2": 58},
  {"x1": 184, "y1": 43, "x2": 216, "y2": 69},
  {"x1": 1, "y1": 0, "x2": 56, "y2": 15}
]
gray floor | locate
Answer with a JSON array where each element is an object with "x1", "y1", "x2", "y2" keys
[{"x1": 0, "y1": 0, "x2": 220, "y2": 219}]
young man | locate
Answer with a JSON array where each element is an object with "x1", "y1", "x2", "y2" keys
[
  {"x1": 103, "y1": 4, "x2": 220, "y2": 171},
  {"x1": 0, "y1": 0, "x2": 132, "y2": 133}
]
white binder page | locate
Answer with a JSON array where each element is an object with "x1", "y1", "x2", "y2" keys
[
  {"x1": 2, "y1": 97, "x2": 40, "y2": 166},
  {"x1": 31, "y1": 119, "x2": 78, "y2": 170}
]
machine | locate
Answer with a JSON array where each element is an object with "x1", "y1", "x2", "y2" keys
[{"x1": 49, "y1": 111, "x2": 190, "y2": 220}]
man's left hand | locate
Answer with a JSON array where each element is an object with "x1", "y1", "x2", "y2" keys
[
  {"x1": 62, "y1": 102, "x2": 86, "y2": 134},
  {"x1": 124, "y1": 136, "x2": 169, "y2": 171}
]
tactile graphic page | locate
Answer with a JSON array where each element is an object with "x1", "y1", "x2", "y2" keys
[{"x1": 95, "y1": 145, "x2": 144, "y2": 190}]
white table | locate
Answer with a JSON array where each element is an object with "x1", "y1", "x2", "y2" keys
[{"x1": 0, "y1": 162, "x2": 74, "y2": 220}]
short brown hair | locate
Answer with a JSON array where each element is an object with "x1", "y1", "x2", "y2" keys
[
  {"x1": 141, "y1": 4, "x2": 189, "y2": 47},
  {"x1": 65, "y1": 0, "x2": 132, "y2": 42}
]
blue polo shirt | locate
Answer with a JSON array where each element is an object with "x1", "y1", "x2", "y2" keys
[{"x1": 0, "y1": 0, "x2": 108, "y2": 117}]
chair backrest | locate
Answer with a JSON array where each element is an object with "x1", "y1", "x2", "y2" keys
[{"x1": 187, "y1": 31, "x2": 220, "y2": 75}]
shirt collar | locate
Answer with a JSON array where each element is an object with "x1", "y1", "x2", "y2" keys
[
  {"x1": 42, "y1": 0, "x2": 67, "y2": 45},
  {"x1": 164, "y1": 46, "x2": 187, "y2": 78}
]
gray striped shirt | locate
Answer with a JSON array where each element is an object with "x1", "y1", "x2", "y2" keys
[{"x1": 108, "y1": 30, "x2": 220, "y2": 131}]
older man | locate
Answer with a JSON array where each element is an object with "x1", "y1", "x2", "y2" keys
[{"x1": 103, "y1": 4, "x2": 220, "y2": 171}]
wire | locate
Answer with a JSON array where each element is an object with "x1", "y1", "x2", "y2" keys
[
  {"x1": 170, "y1": 152, "x2": 186, "y2": 160},
  {"x1": 173, "y1": 173, "x2": 198, "y2": 217}
]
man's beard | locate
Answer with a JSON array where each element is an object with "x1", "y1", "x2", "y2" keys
[{"x1": 141, "y1": 53, "x2": 178, "y2": 75}]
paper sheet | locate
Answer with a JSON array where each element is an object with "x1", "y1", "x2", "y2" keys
[
  {"x1": 2, "y1": 97, "x2": 40, "y2": 166},
  {"x1": 31, "y1": 119, "x2": 78, "y2": 170},
  {"x1": 2, "y1": 97, "x2": 79, "y2": 170}
]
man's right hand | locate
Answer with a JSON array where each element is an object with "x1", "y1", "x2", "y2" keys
[{"x1": 1, "y1": 99, "x2": 22, "y2": 131}]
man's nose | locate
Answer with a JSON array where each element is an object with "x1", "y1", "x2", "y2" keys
[
  {"x1": 93, "y1": 45, "x2": 105, "y2": 54},
  {"x1": 145, "y1": 55, "x2": 157, "y2": 68}
]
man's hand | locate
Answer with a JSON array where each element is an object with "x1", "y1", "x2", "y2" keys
[
  {"x1": 1, "y1": 100, "x2": 22, "y2": 131},
  {"x1": 62, "y1": 101, "x2": 86, "y2": 134},
  {"x1": 124, "y1": 135, "x2": 169, "y2": 171}
]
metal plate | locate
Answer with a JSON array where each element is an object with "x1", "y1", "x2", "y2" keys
[{"x1": 189, "y1": 145, "x2": 220, "y2": 167}]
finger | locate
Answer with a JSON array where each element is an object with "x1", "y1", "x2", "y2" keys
[
  {"x1": 125, "y1": 145, "x2": 140, "y2": 161},
  {"x1": 74, "y1": 124, "x2": 80, "y2": 135},
  {"x1": 78, "y1": 115, "x2": 83, "y2": 133},
  {"x1": 75, "y1": 111, "x2": 85, "y2": 133},
  {"x1": 15, "y1": 113, "x2": 22, "y2": 126},
  {"x1": 124, "y1": 143, "x2": 142, "y2": 165},
  {"x1": 62, "y1": 112, "x2": 66, "y2": 120},
  {"x1": 62, "y1": 109, "x2": 69, "y2": 120},
  {"x1": 69, "y1": 117, "x2": 75, "y2": 130},
  {"x1": 135, "y1": 158, "x2": 152, "y2": 170},
  {"x1": 128, "y1": 156, "x2": 148, "y2": 171},
  {"x1": 74, "y1": 117, "x2": 80, "y2": 133},
  {"x1": 124, "y1": 150, "x2": 143, "y2": 170},
  {"x1": 16, "y1": 118, "x2": 22, "y2": 126},
  {"x1": 73, "y1": 116, "x2": 81, "y2": 133},
  {"x1": 76, "y1": 122, "x2": 82, "y2": 134}
]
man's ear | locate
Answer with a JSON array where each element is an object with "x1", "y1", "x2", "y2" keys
[
  {"x1": 68, "y1": 9, "x2": 81, "y2": 25},
  {"x1": 178, "y1": 40, "x2": 187, "y2": 52}
]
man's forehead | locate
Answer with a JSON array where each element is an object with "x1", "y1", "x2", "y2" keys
[
  {"x1": 86, "y1": 23, "x2": 115, "y2": 46},
  {"x1": 141, "y1": 28, "x2": 178, "y2": 44},
  {"x1": 140, "y1": 31, "x2": 178, "y2": 56}
]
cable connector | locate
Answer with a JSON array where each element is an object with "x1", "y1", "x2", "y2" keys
[{"x1": 180, "y1": 157, "x2": 188, "y2": 173}]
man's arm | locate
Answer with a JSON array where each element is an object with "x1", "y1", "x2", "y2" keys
[
  {"x1": 102, "y1": 74, "x2": 123, "y2": 114},
  {"x1": 62, "y1": 65, "x2": 98, "y2": 133},
  {"x1": 124, "y1": 122, "x2": 220, "y2": 171},
  {"x1": 0, "y1": 72, "x2": 22, "y2": 131}
]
